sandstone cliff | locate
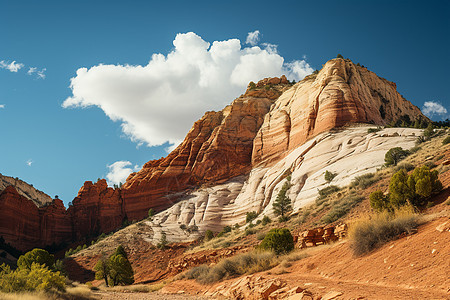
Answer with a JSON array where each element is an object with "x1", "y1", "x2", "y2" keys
[
  {"x1": 0, "y1": 59, "x2": 429, "y2": 250},
  {"x1": 252, "y1": 58, "x2": 425, "y2": 165},
  {"x1": 122, "y1": 77, "x2": 292, "y2": 221}
]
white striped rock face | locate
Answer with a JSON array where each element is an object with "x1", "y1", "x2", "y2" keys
[{"x1": 146, "y1": 126, "x2": 422, "y2": 243}]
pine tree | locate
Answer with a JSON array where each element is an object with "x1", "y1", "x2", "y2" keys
[{"x1": 273, "y1": 181, "x2": 292, "y2": 221}]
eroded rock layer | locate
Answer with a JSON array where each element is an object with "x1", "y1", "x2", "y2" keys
[
  {"x1": 122, "y1": 81, "x2": 290, "y2": 221},
  {"x1": 252, "y1": 58, "x2": 425, "y2": 165}
]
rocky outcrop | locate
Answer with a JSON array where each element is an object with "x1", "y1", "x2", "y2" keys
[
  {"x1": 122, "y1": 78, "x2": 292, "y2": 221},
  {"x1": 0, "y1": 186, "x2": 71, "y2": 251},
  {"x1": 68, "y1": 179, "x2": 124, "y2": 240},
  {"x1": 252, "y1": 58, "x2": 425, "y2": 165},
  {"x1": 0, "y1": 174, "x2": 53, "y2": 207}
]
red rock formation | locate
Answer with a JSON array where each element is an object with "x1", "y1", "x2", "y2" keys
[
  {"x1": 0, "y1": 186, "x2": 72, "y2": 251},
  {"x1": 122, "y1": 79, "x2": 290, "y2": 220},
  {"x1": 68, "y1": 179, "x2": 124, "y2": 240}
]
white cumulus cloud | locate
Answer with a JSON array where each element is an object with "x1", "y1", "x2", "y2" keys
[
  {"x1": 106, "y1": 161, "x2": 139, "y2": 186},
  {"x1": 63, "y1": 31, "x2": 314, "y2": 148},
  {"x1": 422, "y1": 101, "x2": 448, "y2": 119},
  {"x1": 246, "y1": 30, "x2": 260, "y2": 46},
  {"x1": 0, "y1": 105, "x2": 4, "y2": 109},
  {"x1": 0, "y1": 60, "x2": 24, "y2": 72}
]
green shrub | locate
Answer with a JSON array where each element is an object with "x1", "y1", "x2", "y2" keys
[
  {"x1": 337, "y1": 54, "x2": 344, "y2": 59},
  {"x1": 204, "y1": 230, "x2": 214, "y2": 241},
  {"x1": 0, "y1": 263, "x2": 65, "y2": 293},
  {"x1": 248, "y1": 81, "x2": 256, "y2": 90},
  {"x1": 261, "y1": 216, "x2": 271, "y2": 226},
  {"x1": 389, "y1": 166, "x2": 442, "y2": 208},
  {"x1": 324, "y1": 170, "x2": 337, "y2": 183},
  {"x1": 424, "y1": 123, "x2": 434, "y2": 138},
  {"x1": 217, "y1": 226, "x2": 232, "y2": 237},
  {"x1": 317, "y1": 185, "x2": 340, "y2": 200},
  {"x1": 350, "y1": 209, "x2": 419, "y2": 256},
  {"x1": 443, "y1": 136, "x2": 450, "y2": 145},
  {"x1": 367, "y1": 127, "x2": 381, "y2": 133},
  {"x1": 244, "y1": 228, "x2": 256, "y2": 236},
  {"x1": 256, "y1": 233, "x2": 266, "y2": 240},
  {"x1": 246, "y1": 211, "x2": 258, "y2": 223},
  {"x1": 17, "y1": 249, "x2": 54, "y2": 270},
  {"x1": 157, "y1": 232, "x2": 168, "y2": 250},
  {"x1": 148, "y1": 208, "x2": 155, "y2": 218},
  {"x1": 350, "y1": 173, "x2": 378, "y2": 189},
  {"x1": 369, "y1": 191, "x2": 390, "y2": 212},
  {"x1": 385, "y1": 147, "x2": 410, "y2": 166},
  {"x1": 258, "y1": 228, "x2": 294, "y2": 255}
]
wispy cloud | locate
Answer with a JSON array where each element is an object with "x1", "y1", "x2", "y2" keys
[
  {"x1": 63, "y1": 31, "x2": 313, "y2": 149},
  {"x1": 26, "y1": 159, "x2": 33, "y2": 167},
  {"x1": 0, "y1": 59, "x2": 46, "y2": 79},
  {"x1": 246, "y1": 30, "x2": 260, "y2": 46},
  {"x1": 0, "y1": 60, "x2": 24, "y2": 72},
  {"x1": 27, "y1": 67, "x2": 46, "y2": 79},
  {"x1": 422, "y1": 101, "x2": 448, "y2": 120},
  {"x1": 106, "y1": 161, "x2": 139, "y2": 186}
]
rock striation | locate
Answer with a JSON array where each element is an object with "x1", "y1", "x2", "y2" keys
[
  {"x1": 121, "y1": 78, "x2": 292, "y2": 221},
  {"x1": 0, "y1": 59, "x2": 430, "y2": 250},
  {"x1": 252, "y1": 58, "x2": 425, "y2": 165}
]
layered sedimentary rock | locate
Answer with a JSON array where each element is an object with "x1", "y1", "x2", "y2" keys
[
  {"x1": 122, "y1": 80, "x2": 291, "y2": 220},
  {"x1": 68, "y1": 179, "x2": 124, "y2": 240},
  {"x1": 0, "y1": 185, "x2": 71, "y2": 251},
  {"x1": 0, "y1": 174, "x2": 53, "y2": 207},
  {"x1": 145, "y1": 127, "x2": 423, "y2": 243},
  {"x1": 252, "y1": 58, "x2": 425, "y2": 164}
]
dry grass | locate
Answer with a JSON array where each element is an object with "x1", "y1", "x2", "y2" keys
[
  {"x1": 0, "y1": 286, "x2": 96, "y2": 300},
  {"x1": 103, "y1": 282, "x2": 164, "y2": 293},
  {"x1": 349, "y1": 207, "x2": 420, "y2": 256},
  {"x1": 65, "y1": 285, "x2": 95, "y2": 298},
  {"x1": 182, "y1": 248, "x2": 309, "y2": 284}
]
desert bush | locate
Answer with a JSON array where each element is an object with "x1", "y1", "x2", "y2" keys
[
  {"x1": 244, "y1": 228, "x2": 256, "y2": 236},
  {"x1": 246, "y1": 211, "x2": 258, "y2": 223},
  {"x1": 148, "y1": 208, "x2": 155, "y2": 218},
  {"x1": 321, "y1": 193, "x2": 364, "y2": 224},
  {"x1": 0, "y1": 263, "x2": 65, "y2": 293},
  {"x1": 385, "y1": 147, "x2": 410, "y2": 166},
  {"x1": 350, "y1": 173, "x2": 379, "y2": 189},
  {"x1": 389, "y1": 166, "x2": 442, "y2": 208},
  {"x1": 424, "y1": 161, "x2": 437, "y2": 169},
  {"x1": 258, "y1": 228, "x2": 294, "y2": 255},
  {"x1": 394, "y1": 162, "x2": 415, "y2": 172},
  {"x1": 204, "y1": 230, "x2": 214, "y2": 241},
  {"x1": 443, "y1": 136, "x2": 450, "y2": 145},
  {"x1": 424, "y1": 123, "x2": 434, "y2": 138},
  {"x1": 157, "y1": 232, "x2": 168, "y2": 250},
  {"x1": 217, "y1": 226, "x2": 232, "y2": 237},
  {"x1": 261, "y1": 216, "x2": 272, "y2": 226},
  {"x1": 367, "y1": 127, "x2": 382, "y2": 134},
  {"x1": 17, "y1": 249, "x2": 54, "y2": 270},
  {"x1": 256, "y1": 233, "x2": 266, "y2": 240},
  {"x1": 369, "y1": 191, "x2": 390, "y2": 212},
  {"x1": 324, "y1": 170, "x2": 337, "y2": 182},
  {"x1": 317, "y1": 185, "x2": 340, "y2": 200},
  {"x1": 350, "y1": 208, "x2": 419, "y2": 256},
  {"x1": 183, "y1": 251, "x2": 276, "y2": 284}
]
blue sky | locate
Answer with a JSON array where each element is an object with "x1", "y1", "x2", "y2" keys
[{"x1": 0, "y1": 0, "x2": 449, "y2": 206}]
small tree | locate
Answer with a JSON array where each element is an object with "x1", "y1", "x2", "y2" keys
[
  {"x1": 273, "y1": 181, "x2": 292, "y2": 221},
  {"x1": 337, "y1": 54, "x2": 344, "y2": 59},
  {"x1": 259, "y1": 228, "x2": 294, "y2": 255},
  {"x1": 108, "y1": 254, "x2": 134, "y2": 286},
  {"x1": 385, "y1": 147, "x2": 410, "y2": 166},
  {"x1": 261, "y1": 216, "x2": 272, "y2": 226},
  {"x1": 94, "y1": 256, "x2": 111, "y2": 287},
  {"x1": 157, "y1": 232, "x2": 168, "y2": 249},
  {"x1": 424, "y1": 123, "x2": 434, "y2": 138}
]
